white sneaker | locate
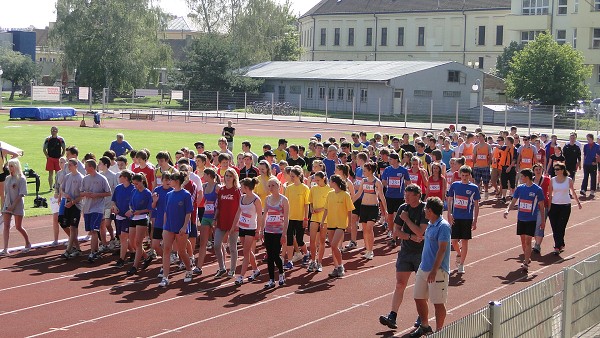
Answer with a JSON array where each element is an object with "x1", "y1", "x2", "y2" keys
[
  {"x1": 291, "y1": 252, "x2": 303, "y2": 263},
  {"x1": 317, "y1": 262, "x2": 323, "y2": 272},
  {"x1": 0, "y1": 249, "x2": 8, "y2": 256},
  {"x1": 365, "y1": 251, "x2": 374, "y2": 260},
  {"x1": 158, "y1": 277, "x2": 169, "y2": 287},
  {"x1": 107, "y1": 240, "x2": 116, "y2": 250},
  {"x1": 170, "y1": 252, "x2": 179, "y2": 265},
  {"x1": 457, "y1": 264, "x2": 465, "y2": 274},
  {"x1": 183, "y1": 271, "x2": 193, "y2": 283},
  {"x1": 50, "y1": 240, "x2": 59, "y2": 247}
]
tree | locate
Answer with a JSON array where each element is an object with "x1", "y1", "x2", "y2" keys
[
  {"x1": 51, "y1": 0, "x2": 173, "y2": 95},
  {"x1": 186, "y1": 0, "x2": 247, "y2": 34},
  {"x1": 0, "y1": 48, "x2": 39, "y2": 100},
  {"x1": 494, "y1": 41, "x2": 524, "y2": 79},
  {"x1": 506, "y1": 32, "x2": 591, "y2": 105}
]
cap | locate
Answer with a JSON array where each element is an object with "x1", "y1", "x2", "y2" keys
[
  {"x1": 264, "y1": 150, "x2": 275, "y2": 157},
  {"x1": 314, "y1": 133, "x2": 322, "y2": 139}
]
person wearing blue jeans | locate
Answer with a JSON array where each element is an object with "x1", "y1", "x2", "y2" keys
[{"x1": 580, "y1": 134, "x2": 600, "y2": 198}]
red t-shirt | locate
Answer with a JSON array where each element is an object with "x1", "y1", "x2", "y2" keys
[
  {"x1": 216, "y1": 186, "x2": 241, "y2": 231},
  {"x1": 133, "y1": 164, "x2": 156, "y2": 191},
  {"x1": 536, "y1": 175, "x2": 551, "y2": 208},
  {"x1": 183, "y1": 180, "x2": 198, "y2": 223}
]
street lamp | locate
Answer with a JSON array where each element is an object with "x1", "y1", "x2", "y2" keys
[
  {"x1": 0, "y1": 66, "x2": 3, "y2": 110},
  {"x1": 468, "y1": 61, "x2": 480, "y2": 69},
  {"x1": 472, "y1": 79, "x2": 484, "y2": 127}
]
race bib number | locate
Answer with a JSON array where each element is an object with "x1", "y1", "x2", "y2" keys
[
  {"x1": 536, "y1": 154, "x2": 542, "y2": 161},
  {"x1": 389, "y1": 178, "x2": 401, "y2": 188},
  {"x1": 156, "y1": 178, "x2": 162, "y2": 185},
  {"x1": 464, "y1": 155, "x2": 473, "y2": 160},
  {"x1": 519, "y1": 201, "x2": 533, "y2": 213},
  {"x1": 477, "y1": 155, "x2": 487, "y2": 160},
  {"x1": 363, "y1": 184, "x2": 374, "y2": 192},
  {"x1": 522, "y1": 158, "x2": 532, "y2": 164},
  {"x1": 410, "y1": 174, "x2": 418, "y2": 183},
  {"x1": 266, "y1": 213, "x2": 282, "y2": 225},
  {"x1": 205, "y1": 202, "x2": 215, "y2": 213},
  {"x1": 238, "y1": 212, "x2": 251, "y2": 228},
  {"x1": 454, "y1": 196, "x2": 469, "y2": 209},
  {"x1": 429, "y1": 184, "x2": 440, "y2": 192}
]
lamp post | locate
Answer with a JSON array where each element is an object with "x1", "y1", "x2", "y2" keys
[
  {"x1": 467, "y1": 61, "x2": 480, "y2": 69},
  {"x1": 0, "y1": 66, "x2": 3, "y2": 110},
  {"x1": 472, "y1": 79, "x2": 483, "y2": 128}
]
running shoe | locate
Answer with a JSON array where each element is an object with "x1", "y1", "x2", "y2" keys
[
  {"x1": 0, "y1": 249, "x2": 8, "y2": 256},
  {"x1": 107, "y1": 240, "x2": 116, "y2": 251},
  {"x1": 316, "y1": 262, "x2": 323, "y2": 272},
  {"x1": 521, "y1": 263, "x2": 529, "y2": 272},
  {"x1": 553, "y1": 248, "x2": 561, "y2": 255},
  {"x1": 183, "y1": 270, "x2": 193, "y2": 282},
  {"x1": 278, "y1": 274, "x2": 286, "y2": 286},
  {"x1": 83, "y1": 235, "x2": 91, "y2": 241},
  {"x1": 22, "y1": 243, "x2": 32, "y2": 253},
  {"x1": 214, "y1": 269, "x2": 227, "y2": 278},
  {"x1": 532, "y1": 244, "x2": 541, "y2": 254},
  {"x1": 113, "y1": 239, "x2": 121, "y2": 249},
  {"x1": 338, "y1": 265, "x2": 346, "y2": 277},
  {"x1": 365, "y1": 251, "x2": 374, "y2": 260},
  {"x1": 158, "y1": 277, "x2": 169, "y2": 287},
  {"x1": 170, "y1": 252, "x2": 178, "y2": 265},
  {"x1": 307, "y1": 261, "x2": 315, "y2": 272},
  {"x1": 328, "y1": 267, "x2": 340, "y2": 278},
  {"x1": 69, "y1": 248, "x2": 82, "y2": 258},
  {"x1": 457, "y1": 264, "x2": 465, "y2": 274},
  {"x1": 409, "y1": 325, "x2": 433, "y2": 338},
  {"x1": 591, "y1": 191, "x2": 596, "y2": 198},
  {"x1": 379, "y1": 313, "x2": 397, "y2": 329},
  {"x1": 193, "y1": 266, "x2": 202, "y2": 275},
  {"x1": 157, "y1": 268, "x2": 164, "y2": 278},
  {"x1": 126, "y1": 266, "x2": 137, "y2": 276},
  {"x1": 343, "y1": 241, "x2": 357, "y2": 252},
  {"x1": 235, "y1": 275, "x2": 244, "y2": 286},
  {"x1": 50, "y1": 240, "x2": 59, "y2": 247},
  {"x1": 283, "y1": 261, "x2": 293, "y2": 270},
  {"x1": 227, "y1": 270, "x2": 236, "y2": 278},
  {"x1": 129, "y1": 252, "x2": 136, "y2": 262},
  {"x1": 264, "y1": 280, "x2": 276, "y2": 289},
  {"x1": 114, "y1": 258, "x2": 125, "y2": 268},
  {"x1": 580, "y1": 190, "x2": 586, "y2": 197},
  {"x1": 248, "y1": 269, "x2": 261, "y2": 282},
  {"x1": 141, "y1": 256, "x2": 153, "y2": 270},
  {"x1": 206, "y1": 240, "x2": 214, "y2": 250},
  {"x1": 301, "y1": 253, "x2": 310, "y2": 266},
  {"x1": 414, "y1": 316, "x2": 422, "y2": 328},
  {"x1": 87, "y1": 252, "x2": 99, "y2": 263},
  {"x1": 61, "y1": 249, "x2": 71, "y2": 259},
  {"x1": 178, "y1": 261, "x2": 186, "y2": 271},
  {"x1": 291, "y1": 252, "x2": 303, "y2": 263},
  {"x1": 98, "y1": 245, "x2": 110, "y2": 254}
]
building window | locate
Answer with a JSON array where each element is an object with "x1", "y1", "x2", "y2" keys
[
  {"x1": 347, "y1": 88, "x2": 354, "y2": 101},
  {"x1": 558, "y1": 0, "x2": 568, "y2": 14},
  {"x1": 381, "y1": 27, "x2": 387, "y2": 46},
  {"x1": 307, "y1": 87, "x2": 313, "y2": 100},
  {"x1": 574, "y1": 0, "x2": 579, "y2": 12},
  {"x1": 319, "y1": 87, "x2": 326, "y2": 100},
  {"x1": 328, "y1": 88, "x2": 335, "y2": 100},
  {"x1": 478, "y1": 26, "x2": 486, "y2": 46},
  {"x1": 496, "y1": 26, "x2": 504, "y2": 45},
  {"x1": 360, "y1": 89, "x2": 368, "y2": 103},
  {"x1": 337, "y1": 88, "x2": 344, "y2": 100},
  {"x1": 334, "y1": 28, "x2": 340, "y2": 46},
  {"x1": 397, "y1": 27, "x2": 405, "y2": 46},
  {"x1": 594, "y1": 29, "x2": 600, "y2": 49},
  {"x1": 443, "y1": 91, "x2": 462, "y2": 98},
  {"x1": 417, "y1": 27, "x2": 425, "y2": 46},
  {"x1": 366, "y1": 28, "x2": 373, "y2": 46},
  {"x1": 573, "y1": 28, "x2": 577, "y2": 48},
  {"x1": 521, "y1": 30, "x2": 543, "y2": 44},
  {"x1": 478, "y1": 57, "x2": 484, "y2": 69},
  {"x1": 448, "y1": 70, "x2": 460, "y2": 83},
  {"x1": 556, "y1": 30, "x2": 567, "y2": 45},
  {"x1": 522, "y1": 0, "x2": 549, "y2": 15},
  {"x1": 414, "y1": 90, "x2": 433, "y2": 97},
  {"x1": 320, "y1": 28, "x2": 326, "y2": 46},
  {"x1": 348, "y1": 28, "x2": 354, "y2": 46},
  {"x1": 595, "y1": 0, "x2": 600, "y2": 11}
]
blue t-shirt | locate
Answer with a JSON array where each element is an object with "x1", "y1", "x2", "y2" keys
[
  {"x1": 165, "y1": 189, "x2": 193, "y2": 233},
  {"x1": 381, "y1": 165, "x2": 410, "y2": 199},
  {"x1": 441, "y1": 148, "x2": 454, "y2": 168},
  {"x1": 583, "y1": 142, "x2": 600, "y2": 166},
  {"x1": 512, "y1": 183, "x2": 545, "y2": 222},
  {"x1": 152, "y1": 186, "x2": 173, "y2": 228},
  {"x1": 420, "y1": 217, "x2": 452, "y2": 273},
  {"x1": 447, "y1": 181, "x2": 481, "y2": 220},
  {"x1": 109, "y1": 140, "x2": 132, "y2": 157},
  {"x1": 323, "y1": 158, "x2": 337, "y2": 178},
  {"x1": 112, "y1": 184, "x2": 135, "y2": 217},
  {"x1": 130, "y1": 188, "x2": 153, "y2": 215}
]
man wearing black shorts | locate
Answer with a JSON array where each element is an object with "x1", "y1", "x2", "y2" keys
[{"x1": 379, "y1": 184, "x2": 428, "y2": 329}]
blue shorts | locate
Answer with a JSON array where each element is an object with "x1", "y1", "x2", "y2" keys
[
  {"x1": 84, "y1": 213, "x2": 103, "y2": 232},
  {"x1": 535, "y1": 209, "x2": 547, "y2": 238},
  {"x1": 115, "y1": 218, "x2": 131, "y2": 235},
  {"x1": 58, "y1": 198, "x2": 66, "y2": 216},
  {"x1": 164, "y1": 221, "x2": 189, "y2": 234}
]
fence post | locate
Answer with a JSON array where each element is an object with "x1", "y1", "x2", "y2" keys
[
  {"x1": 325, "y1": 95, "x2": 329, "y2": 123},
  {"x1": 504, "y1": 103, "x2": 508, "y2": 129},
  {"x1": 430, "y1": 99, "x2": 434, "y2": 130},
  {"x1": 271, "y1": 93, "x2": 274, "y2": 120},
  {"x1": 528, "y1": 104, "x2": 532, "y2": 135},
  {"x1": 378, "y1": 97, "x2": 382, "y2": 127},
  {"x1": 404, "y1": 98, "x2": 408, "y2": 128},
  {"x1": 352, "y1": 96, "x2": 355, "y2": 125},
  {"x1": 489, "y1": 301, "x2": 502, "y2": 338},
  {"x1": 561, "y1": 267, "x2": 574, "y2": 338},
  {"x1": 479, "y1": 101, "x2": 484, "y2": 129},
  {"x1": 574, "y1": 106, "x2": 578, "y2": 132},
  {"x1": 132, "y1": 90, "x2": 135, "y2": 106},
  {"x1": 216, "y1": 91, "x2": 220, "y2": 117},
  {"x1": 298, "y1": 94, "x2": 302, "y2": 122},
  {"x1": 552, "y1": 105, "x2": 555, "y2": 135},
  {"x1": 455, "y1": 101, "x2": 459, "y2": 127},
  {"x1": 244, "y1": 92, "x2": 247, "y2": 119}
]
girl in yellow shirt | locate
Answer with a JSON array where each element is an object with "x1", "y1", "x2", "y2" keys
[{"x1": 308, "y1": 171, "x2": 333, "y2": 272}]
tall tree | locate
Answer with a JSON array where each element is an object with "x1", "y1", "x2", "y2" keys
[
  {"x1": 506, "y1": 32, "x2": 591, "y2": 105},
  {"x1": 186, "y1": 0, "x2": 247, "y2": 34},
  {"x1": 0, "y1": 48, "x2": 39, "y2": 100},
  {"x1": 51, "y1": 0, "x2": 172, "y2": 94},
  {"x1": 494, "y1": 41, "x2": 524, "y2": 79}
]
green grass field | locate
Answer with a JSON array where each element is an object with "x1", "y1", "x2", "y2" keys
[{"x1": 0, "y1": 115, "x2": 305, "y2": 217}]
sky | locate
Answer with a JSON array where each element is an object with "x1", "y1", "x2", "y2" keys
[{"x1": 0, "y1": 0, "x2": 322, "y2": 30}]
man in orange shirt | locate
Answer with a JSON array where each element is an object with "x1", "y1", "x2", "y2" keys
[
  {"x1": 517, "y1": 135, "x2": 537, "y2": 171},
  {"x1": 472, "y1": 132, "x2": 492, "y2": 198}
]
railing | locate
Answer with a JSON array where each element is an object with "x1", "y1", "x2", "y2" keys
[{"x1": 431, "y1": 252, "x2": 600, "y2": 338}]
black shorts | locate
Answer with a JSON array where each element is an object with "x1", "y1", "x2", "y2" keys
[
  {"x1": 188, "y1": 223, "x2": 198, "y2": 238},
  {"x1": 61, "y1": 205, "x2": 81, "y2": 228},
  {"x1": 386, "y1": 198, "x2": 404, "y2": 215},
  {"x1": 396, "y1": 249, "x2": 422, "y2": 273},
  {"x1": 451, "y1": 219, "x2": 473, "y2": 240},
  {"x1": 239, "y1": 228, "x2": 256, "y2": 237},
  {"x1": 197, "y1": 207, "x2": 205, "y2": 220},
  {"x1": 115, "y1": 218, "x2": 131, "y2": 234},
  {"x1": 287, "y1": 220, "x2": 306, "y2": 246},
  {"x1": 352, "y1": 198, "x2": 362, "y2": 215},
  {"x1": 359, "y1": 204, "x2": 379, "y2": 223},
  {"x1": 152, "y1": 226, "x2": 163, "y2": 240},
  {"x1": 517, "y1": 220, "x2": 536, "y2": 237},
  {"x1": 131, "y1": 218, "x2": 149, "y2": 227}
]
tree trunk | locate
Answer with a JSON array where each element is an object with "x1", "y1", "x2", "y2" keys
[{"x1": 9, "y1": 80, "x2": 16, "y2": 101}]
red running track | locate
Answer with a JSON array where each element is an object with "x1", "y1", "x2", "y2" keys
[{"x1": 1, "y1": 193, "x2": 599, "y2": 337}]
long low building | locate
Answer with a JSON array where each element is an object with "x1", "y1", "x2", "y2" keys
[{"x1": 244, "y1": 60, "x2": 501, "y2": 117}]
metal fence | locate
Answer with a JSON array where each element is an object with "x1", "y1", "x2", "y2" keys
[{"x1": 430, "y1": 252, "x2": 600, "y2": 338}]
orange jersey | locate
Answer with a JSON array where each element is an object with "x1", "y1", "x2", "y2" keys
[
  {"x1": 474, "y1": 144, "x2": 490, "y2": 168},
  {"x1": 518, "y1": 146, "x2": 535, "y2": 169},
  {"x1": 492, "y1": 147, "x2": 503, "y2": 170},
  {"x1": 462, "y1": 143, "x2": 474, "y2": 168}
]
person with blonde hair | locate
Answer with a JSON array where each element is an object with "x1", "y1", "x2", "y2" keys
[
  {"x1": 1, "y1": 159, "x2": 31, "y2": 255},
  {"x1": 213, "y1": 167, "x2": 241, "y2": 278}
]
